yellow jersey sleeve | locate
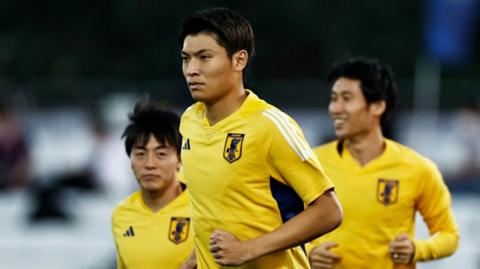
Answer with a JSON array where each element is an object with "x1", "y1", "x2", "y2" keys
[
  {"x1": 116, "y1": 247, "x2": 126, "y2": 269},
  {"x1": 262, "y1": 108, "x2": 334, "y2": 205},
  {"x1": 413, "y1": 159, "x2": 459, "y2": 261},
  {"x1": 112, "y1": 214, "x2": 126, "y2": 269}
]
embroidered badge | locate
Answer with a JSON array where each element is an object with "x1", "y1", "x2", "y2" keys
[
  {"x1": 223, "y1": 133, "x2": 245, "y2": 163},
  {"x1": 377, "y1": 179, "x2": 399, "y2": 205},
  {"x1": 169, "y1": 217, "x2": 190, "y2": 244}
]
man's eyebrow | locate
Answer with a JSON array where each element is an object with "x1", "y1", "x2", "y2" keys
[
  {"x1": 132, "y1": 144, "x2": 169, "y2": 150},
  {"x1": 155, "y1": 145, "x2": 169, "y2": 150},
  {"x1": 182, "y1": 49, "x2": 214, "y2": 56}
]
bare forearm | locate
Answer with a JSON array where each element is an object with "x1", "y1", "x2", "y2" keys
[{"x1": 247, "y1": 190, "x2": 342, "y2": 260}]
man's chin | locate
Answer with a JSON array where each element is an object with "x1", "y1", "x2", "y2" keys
[
  {"x1": 334, "y1": 131, "x2": 347, "y2": 140},
  {"x1": 191, "y1": 94, "x2": 209, "y2": 103},
  {"x1": 190, "y1": 90, "x2": 217, "y2": 104},
  {"x1": 141, "y1": 183, "x2": 163, "y2": 192},
  {"x1": 190, "y1": 89, "x2": 203, "y2": 99},
  {"x1": 191, "y1": 95, "x2": 203, "y2": 102}
]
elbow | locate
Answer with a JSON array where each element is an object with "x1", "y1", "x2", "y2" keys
[
  {"x1": 450, "y1": 231, "x2": 460, "y2": 255},
  {"x1": 329, "y1": 197, "x2": 343, "y2": 231},
  {"x1": 439, "y1": 228, "x2": 461, "y2": 257},
  {"x1": 319, "y1": 190, "x2": 343, "y2": 233},
  {"x1": 309, "y1": 190, "x2": 343, "y2": 238}
]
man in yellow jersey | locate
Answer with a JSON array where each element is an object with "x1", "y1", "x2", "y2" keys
[
  {"x1": 178, "y1": 7, "x2": 343, "y2": 269},
  {"x1": 308, "y1": 58, "x2": 459, "y2": 269},
  {"x1": 111, "y1": 97, "x2": 193, "y2": 269}
]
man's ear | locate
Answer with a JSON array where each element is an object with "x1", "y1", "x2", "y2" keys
[
  {"x1": 176, "y1": 155, "x2": 182, "y2": 172},
  {"x1": 232, "y1": 50, "x2": 248, "y2": 72},
  {"x1": 370, "y1": 100, "x2": 386, "y2": 117}
]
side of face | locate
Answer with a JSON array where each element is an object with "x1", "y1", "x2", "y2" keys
[
  {"x1": 328, "y1": 77, "x2": 384, "y2": 139},
  {"x1": 181, "y1": 32, "x2": 247, "y2": 104},
  {"x1": 130, "y1": 134, "x2": 181, "y2": 193}
]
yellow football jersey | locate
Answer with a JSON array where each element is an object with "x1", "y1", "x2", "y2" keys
[
  {"x1": 180, "y1": 91, "x2": 334, "y2": 269},
  {"x1": 112, "y1": 190, "x2": 194, "y2": 269},
  {"x1": 307, "y1": 139, "x2": 459, "y2": 269}
]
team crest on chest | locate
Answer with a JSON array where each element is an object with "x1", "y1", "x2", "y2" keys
[
  {"x1": 223, "y1": 133, "x2": 245, "y2": 163},
  {"x1": 168, "y1": 217, "x2": 190, "y2": 244},
  {"x1": 377, "y1": 179, "x2": 399, "y2": 205}
]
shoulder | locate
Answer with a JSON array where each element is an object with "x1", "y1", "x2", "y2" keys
[
  {"x1": 112, "y1": 191, "x2": 139, "y2": 219},
  {"x1": 180, "y1": 103, "x2": 203, "y2": 122},
  {"x1": 180, "y1": 103, "x2": 204, "y2": 134},
  {"x1": 313, "y1": 141, "x2": 338, "y2": 157},
  {"x1": 161, "y1": 191, "x2": 191, "y2": 217},
  {"x1": 257, "y1": 106, "x2": 320, "y2": 162},
  {"x1": 237, "y1": 95, "x2": 295, "y2": 137},
  {"x1": 387, "y1": 139, "x2": 439, "y2": 171},
  {"x1": 174, "y1": 191, "x2": 190, "y2": 208},
  {"x1": 257, "y1": 106, "x2": 302, "y2": 134},
  {"x1": 255, "y1": 106, "x2": 307, "y2": 147},
  {"x1": 239, "y1": 92, "x2": 275, "y2": 122}
]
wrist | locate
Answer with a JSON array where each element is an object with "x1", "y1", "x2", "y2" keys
[
  {"x1": 243, "y1": 239, "x2": 257, "y2": 263},
  {"x1": 408, "y1": 240, "x2": 416, "y2": 264},
  {"x1": 243, "y1": 231, "x2": 285, "y2": 262}
]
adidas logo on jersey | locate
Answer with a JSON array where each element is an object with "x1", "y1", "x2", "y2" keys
[
  {"x1": 182, "y1": 139, "x2": 191, "y2": 150},
  {"x1": 123, "y1": 226, "x2": 135, "y2": 237}
]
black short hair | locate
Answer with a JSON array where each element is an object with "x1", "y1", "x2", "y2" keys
[
  {"x1": 327, "y1": 57, "x2": 398, "y2": 128},
  {"x1": 179, "y1": 7, "x2": 255, "y2": 62},
  {"x1": 122, "y1": 96, "x2": 181, "y2": 157}
]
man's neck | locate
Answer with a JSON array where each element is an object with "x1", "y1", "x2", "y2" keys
[
  {"x1": 141, "y1": 181, "x2": 182, "y2": 213},
  {"x1": 345, "y1": 128, "x2": 385, "y2": 167},
  {"x1": 205, "y1": 86, "x2": 247, "y2": 126}
]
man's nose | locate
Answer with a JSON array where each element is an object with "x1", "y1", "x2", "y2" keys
[
  {"x1": 185, "y1": 59, "x2": 200, "y2": 76},
  {"x1": 329, "y1": 100, "x2": 343, "y2": 114},
  {"x1": 145, "y1": 155, "x2": 157, "y2": 169}
]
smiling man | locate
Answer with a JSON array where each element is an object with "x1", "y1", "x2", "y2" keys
[
  {"x1": 111, "y1": 97, "x2": 193, "y2": 269},
  {"x1": 308, "y1": 58, "x2": 459, "y2": 269},
  {"x1": 178, "y1": 7, "x2": 342, "y2": 269}
]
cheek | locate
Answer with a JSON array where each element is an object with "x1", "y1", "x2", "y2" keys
[
  {"x1": 130, "y1": 161, "x2": 138, "y2": 172},
  {"x1": 352, "y1": 110, "x2": 372, "y2": 126},
  {"x1": 328, "y1": 103, "x2": 335, "y2": 115},
  {"x1": 346, "y1": 103, "x2": 363, "y2": 115},
  {"x1": 182, "y1": 65, "x2": 187, "y2": 76},
  {"x1": 131, "y1": 161, "x2": 142, "y2": 174},
  {"x1": 160, "y1": 158, "x2": 180, "y2": 173},
  {"x1": 206, "y1": 61, "x2": 230, "y2": 78}
]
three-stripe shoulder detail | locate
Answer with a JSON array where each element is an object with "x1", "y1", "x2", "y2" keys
[{"x1": 262, "y1": 109, "x2": 315, "y2": 161}]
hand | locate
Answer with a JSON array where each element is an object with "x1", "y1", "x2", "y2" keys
[
  {"x1": 209, "y1": 229, "x2": 254, "y2": 266},
  {"x1": 309, "y1": 242, "x2": 341, "y2": 269},
  {"x1": 389, "y1": 233, "x2": 415, "y2": 264},
  {"x1": 178, "y1": 249, "x2": 197, "y2": 269}
]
